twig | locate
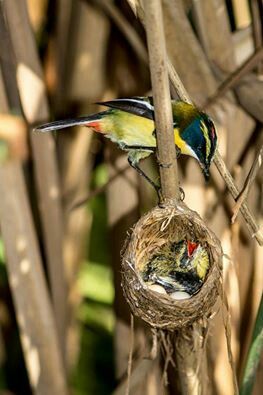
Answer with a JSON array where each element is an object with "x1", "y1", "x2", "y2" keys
[
  {"x1": 232, "y1": 145, "x2": 263, "y2": 223},
  {"x1": 109, "y1": 0, "x2": 261, "y2": 114},
  {"x1": 167, "y1": 59, "x2": 190, "y2": 102},
  {"x1": 66, "y1": 163, "x2": 131, "y2": 212},
  {"x1": 203, "y1": 46, "x2": 263, "y2": 109},
  {"x1": 113, "y1": 358, "x2": 154, "y2": 395},
  {"x1": 95, "y1": 0, "x2": 190, "y2": 105},
  {"x1": 175, "y1": 325, "x2": 207, "y2": 395},
  {"x1": 214, "y1": 153, "x2": 263, "y2": 243},
  {"x1": 143, "y1": 0, "x2": 179, "y2": 201},
  {"x1": 90, "y1": 0, "x2": 148, "y2": 63},
  {"x1": 148, "y1": 328, "x2": 158, "y2": 360},
  {"x1": 126, "y1": 0, "x2": 263, "y2": 245},
  {"x1": 159, "y1": 331, "x2": 175, "y2": 386},
  {"x1": 125, "y1": 314, "x2": 134, "y2": 395},
  {"x1": 251, "y1": 0, "x2": 263, "y2": 75},
  {"x1": 191, "y1": 0, "x2": 210, "y2": 55},
  {"x1": 221, "y1": 291, "x2": 239, "y2": 395}
]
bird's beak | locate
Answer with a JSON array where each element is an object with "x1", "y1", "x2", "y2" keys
[{"x1": 203, "y1": 167, "x2": 210, "y2": 181}]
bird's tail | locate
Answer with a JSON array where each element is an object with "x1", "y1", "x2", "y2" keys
[{"x1": 33, "y1": 111, "x2": 108, "y2": 133}]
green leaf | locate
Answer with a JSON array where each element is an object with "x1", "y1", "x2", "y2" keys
[{"x1": 240, "y1": 294, "x2": 263, "y2": 395}]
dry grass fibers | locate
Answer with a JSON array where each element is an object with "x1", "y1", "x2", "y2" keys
[{"x1": 122, "y1": 200, "x2": 223, "y2": 330}]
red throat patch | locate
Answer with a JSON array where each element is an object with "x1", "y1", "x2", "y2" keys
[{"x1": 187, "y1": 241, "x2": 198, "y2": 257}]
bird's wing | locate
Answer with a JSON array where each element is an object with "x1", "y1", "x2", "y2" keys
[{"x1": 97, "y1": 97, "x2": 154, "y2": 120}]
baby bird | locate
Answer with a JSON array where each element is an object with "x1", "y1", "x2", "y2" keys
[{"x1": 142, "y1": 239, "x2": 210, "y2": 298}]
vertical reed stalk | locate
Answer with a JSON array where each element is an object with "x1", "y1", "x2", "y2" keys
[
  {"x1": 0, "y1": 3, "x2": 68, "y2": 393},
  {"x1": 143, "y1": 0, "x2": 179, "y2": 201},
  {"x1": 3, "y1": 0, "x2": 68, "y2": 355}
]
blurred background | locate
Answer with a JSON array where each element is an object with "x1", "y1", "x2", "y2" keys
[{"x1": 0, "y1": 0, "x2": 262, "y2": 394}]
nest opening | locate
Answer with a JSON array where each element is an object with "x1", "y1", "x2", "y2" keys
[{"x1": 122, "y1": 200, "x2": 222, "y2": 330}]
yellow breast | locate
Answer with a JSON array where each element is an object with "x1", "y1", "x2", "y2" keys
[{"x1": 174, "y1": 129, "x2": 188, "y2": 153}]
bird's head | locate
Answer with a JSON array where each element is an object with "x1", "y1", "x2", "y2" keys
[{"x1": 180, "y1": 112, "x2": 218, "y2": 180}]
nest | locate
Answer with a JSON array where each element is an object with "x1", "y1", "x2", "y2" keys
[{"x1": 121, "y1": 199, "x2": 222, "y2": 330}]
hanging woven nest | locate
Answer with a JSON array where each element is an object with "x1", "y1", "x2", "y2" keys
[{"x1": 121, "y1": 199, "x2": 222, "y2": 330}]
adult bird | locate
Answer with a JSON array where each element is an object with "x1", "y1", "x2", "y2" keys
[{"x1": 34, "y1": 97, "x2": 218, "y2": 196}]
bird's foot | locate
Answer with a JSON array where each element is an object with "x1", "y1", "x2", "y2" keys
[
  {"x1": 156, "y1": 186, "x2": 165, "y2": 207},
  {"x1": 179, "y1": 186, "x2": 185, "y2": 201},
  {"x1": 175, "y1": 146, "x2": 181, "y2": 159}
]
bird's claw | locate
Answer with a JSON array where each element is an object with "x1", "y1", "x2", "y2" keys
[
  {"x1": 175, "y1": 147, "x2": 181, "y2": 159},
  {"x1": 179, "y1": 187, "x2": 185, "y2": 201},
  {"x1": 156, "y1": 186, "x2": 165, "y2": 207}
]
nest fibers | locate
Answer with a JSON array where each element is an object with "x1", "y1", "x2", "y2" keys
[{"x1": 121, "y1": 200, "x2": 222, "y2": 330}]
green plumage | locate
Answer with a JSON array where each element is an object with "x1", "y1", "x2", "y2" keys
[{"x1": 34, "y1": 97, "x2": 218, "y2": 192}]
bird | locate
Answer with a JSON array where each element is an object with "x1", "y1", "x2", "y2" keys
[
  {"x1": 142, "y1": 239, "x2": 210, "y2": 298},
  {"x1": 34, "y1": 97, "x2": 218, "y2": 196}
]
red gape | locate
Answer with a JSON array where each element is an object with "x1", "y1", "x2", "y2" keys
[{"x1": 187, "y1": 241, "x2": 198, "y2": 257}]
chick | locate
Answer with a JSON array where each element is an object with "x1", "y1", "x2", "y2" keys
[{"x1": 142, "y1": 239, "x2": 210, "y2": 297}]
